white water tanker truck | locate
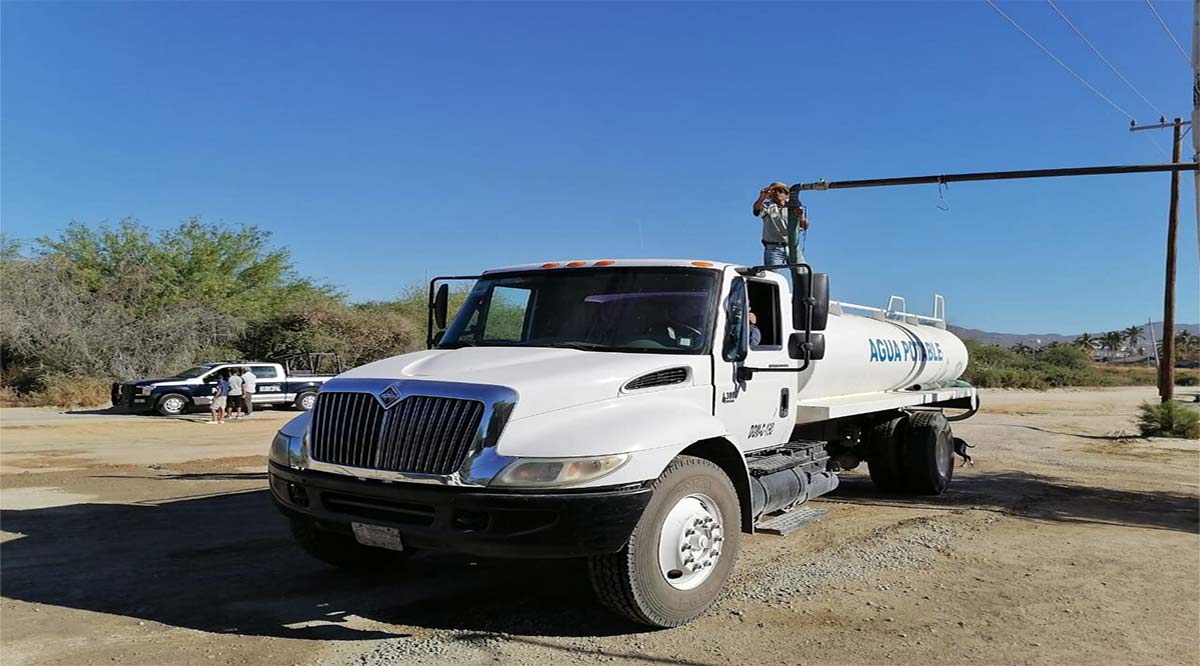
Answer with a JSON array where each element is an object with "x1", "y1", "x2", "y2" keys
[{"x1": 268, "y1": 259, "x2": 978, "y2": 627}]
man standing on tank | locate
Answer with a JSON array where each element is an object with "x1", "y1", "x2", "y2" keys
[{"x1": 752, "y1": 181, "x2": 810, "y2": 267}]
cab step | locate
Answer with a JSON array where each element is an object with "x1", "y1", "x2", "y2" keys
[
  {"x1": 745, "y1": 440, "x2": 829, "y2": 476},
  {"x1": 755, "y1": 506, "x2": 831, "y2": 536}
]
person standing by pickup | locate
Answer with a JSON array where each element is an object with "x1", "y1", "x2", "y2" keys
[
  {"x1": 752, "y1": 181, "x2": 810, "y2": 266},
  {"x1": 227, "y1": 367, "x2": 244, "y2": 420},
  {"x1": 208, "y1": 370, "x2": 230, "y2": 424},
  {"x1": 241, "y1": 366, "x2": 257, "y2": 417}
]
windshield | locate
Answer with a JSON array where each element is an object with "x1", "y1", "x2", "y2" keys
[
  {"x1": 438, "y1": 268, "x2": 719, "y2": 354},
  {"x1": 175, "y1": 365, "x2": 215, "y2": 379}
]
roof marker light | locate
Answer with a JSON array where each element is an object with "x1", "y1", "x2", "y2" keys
[
  {"x1": 594, "y1": 260, "x2": 615, "y2": 266},
  {"x1": 541, "y1": 262, "x2": 560, "y2": 268},
  {"x1": 691, "y1": 261, "x2": 714, "y2": 267},
  {"x1": 566, "y1": 261, "x2": 587, "y2": 267}
]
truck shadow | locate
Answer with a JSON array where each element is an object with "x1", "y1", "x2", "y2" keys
[
  {"x1": 0, "y1": 490, "x2": 640, "y2": 641},
  {"x1": 827, "y1": 470, "x2": 1200, "y2": 533}
]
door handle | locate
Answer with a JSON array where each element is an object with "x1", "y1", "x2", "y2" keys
[{"x1": 779, "y1": 388, "x2": 789, "y2": 418}]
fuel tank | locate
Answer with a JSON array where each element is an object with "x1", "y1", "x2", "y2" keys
[{"x1": 798, "y1": 309, "x2": 970, "y2": 399}]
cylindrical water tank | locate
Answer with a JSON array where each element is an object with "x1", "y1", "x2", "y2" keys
[{"x1": 798, "y1": 310, "x2": 970, "y2": 399}]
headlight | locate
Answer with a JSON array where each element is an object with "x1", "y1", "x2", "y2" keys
[
  {"x1": 270, "y1": 431, "x2": 308, "y2": 468},
  {"x1": 269, "y1": 432, "x2": 290, "y2": 466},
  {"x1": 490, "y1": 454, "x2": 629, "y2": 488},
  {"x1": 137, "y1": 386, "x2": 152, "y2": 396}
]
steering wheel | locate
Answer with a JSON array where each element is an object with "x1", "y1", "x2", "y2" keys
[{"x1": 661, "y1": 320, "x2": 705, "y2": 345}]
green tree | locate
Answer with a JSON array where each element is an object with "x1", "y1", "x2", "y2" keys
[{"x1": 36, "y1": 218, "x2": 333, "y2": 317}]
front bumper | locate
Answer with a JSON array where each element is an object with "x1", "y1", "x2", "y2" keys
[
  {"x1": 269, "y1": 462, "x2": 652, "y2": 558},
  {"x1": 110, "y1": 384, "x2": 152, "y2": 410}
]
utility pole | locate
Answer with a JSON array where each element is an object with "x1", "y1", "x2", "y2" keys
[
  {"x1": 1162, "y1": 119, "x2": 1184, "y2": 402},
  {"x1": 1193, "y1": 0, "x2": 1199, "y2": 260},
  {"x1": 1148, "y1": 317, "x2": 1160, "y2": 368}
]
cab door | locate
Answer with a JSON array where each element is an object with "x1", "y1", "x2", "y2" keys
[
  {"x1": 713, "y1": 273, "x2": 796, "y2": 452},
  {"x1": 250, "y1": 364, "x2": 286, "y2": 403}
]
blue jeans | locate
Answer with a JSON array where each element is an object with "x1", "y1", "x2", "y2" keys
[
  {"x1": 763, "y1": 243, "x2": 805, "y2": 268},
  {"x1": 763, "y1": 243, "x2": 787, "y2": 267}
]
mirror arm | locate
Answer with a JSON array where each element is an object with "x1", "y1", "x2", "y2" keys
[{"x1": 426, "y1": 274, "x2": 482, "y2": 349}]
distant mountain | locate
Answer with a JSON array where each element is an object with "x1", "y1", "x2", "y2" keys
[{"x1": 949, "y1": 322, "x2": 1200, "y2": 348}]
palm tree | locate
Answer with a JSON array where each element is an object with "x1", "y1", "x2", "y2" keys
[
  {"x1": 1124, "y1": 325, "x2": 1142, "y2": 353},
  {"x1": 1074, "y1": 333, "x2": 1097, "y2": 352},
  {"x1": 1102, "y1": 331, "x2": 1124, "y2": 353}
]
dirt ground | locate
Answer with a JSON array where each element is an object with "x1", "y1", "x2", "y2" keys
[{"x1": 1, "y1": 388, "x2": 1197, "y2": 666}]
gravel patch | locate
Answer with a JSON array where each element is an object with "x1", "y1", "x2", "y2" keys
[{"x1": 730, "y1": 510, "x2": 996, "y2": 604}]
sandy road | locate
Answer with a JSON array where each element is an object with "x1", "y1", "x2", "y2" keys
[{"x1": 1, "y1": 388, "x2": 1197, "y2": 666}]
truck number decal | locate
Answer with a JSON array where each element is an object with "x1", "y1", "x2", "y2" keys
[
  {"x1": 869, "y1": 338, "x2": 943, "y2": 363},
  {"x1": 259, "y1": 385, "x2": 282, "y2": 392},
  {"x1": 748, "y1": 423, "x2": 774, "y2": 439}
]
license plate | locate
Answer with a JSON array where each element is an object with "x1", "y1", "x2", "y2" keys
[{"x1": 351, "y1": 522, "x2": 404, "y2": 551}]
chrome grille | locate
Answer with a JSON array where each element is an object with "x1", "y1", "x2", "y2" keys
[{"x1": 310, "y1": 392, "x2": 485, "y2": 475}]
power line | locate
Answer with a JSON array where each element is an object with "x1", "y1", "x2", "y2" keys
[
  {"x1": 1144, "y1": 0, "x2": 1195, "y2": 70},
  {"x1": 985, "y1": 0, "x2": 1135, "y2": 121},
  {"x1": 1046, "y1": 0, "x2": 1165, "y2": 117}
]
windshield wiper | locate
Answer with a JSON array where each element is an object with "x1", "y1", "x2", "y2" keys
[
  {"x1": 545, "y1": 341, "x2": 612, "y2": 351},
  {"x1": 438, "y1": 341, "x2": 480, "y2": 349}
]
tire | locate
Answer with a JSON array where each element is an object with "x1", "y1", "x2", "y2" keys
[
  {"x1": 866, "y1": 414, "x2": 907, "y2": 492},
  {"x1": 293, "y1": 391, "x2": 318, "y2": 411},
  {"x1": 903, "y1": 411, "x2": 955, "y2": 495},
  {"x1": 156, "y1": 393, "x2": 189, "y2": 416},
  {"x1": 588, "y1": 456, "x2": 741, "y2": 628},
  {"x1": 289, "y1": 519, "x2": 412, "y2": 569}
]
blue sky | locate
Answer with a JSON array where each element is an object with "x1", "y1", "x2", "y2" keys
[{"x1": 2, "y1": 1, "x2": 1197, "y2": 334}]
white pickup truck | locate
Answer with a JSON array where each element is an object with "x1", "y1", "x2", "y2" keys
[{"x1": 268, "y1": 259, "x2": 978, "y2": 627}]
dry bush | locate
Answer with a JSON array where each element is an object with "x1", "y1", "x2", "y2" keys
[
  {"x1": 32, "y1": 375, "x2": 111, "y2": 409},
  {"x1": 0, "y1": 376, "x2": 110, "y2": 409}
]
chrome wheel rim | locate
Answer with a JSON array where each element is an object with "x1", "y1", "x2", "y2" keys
[
  {"x1": 301, "y1": 394, "x2": 317, "y2": 410},
  {"x1": 658, "y1": 492, "x2": 724, "y2": 591},
  {"x1": 163, "y1": 397, "x2": 184, "y2": 413}
]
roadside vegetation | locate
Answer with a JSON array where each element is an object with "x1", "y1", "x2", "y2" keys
[
  {"x1": 1, "y1": 219, "x2": 436, "y2": 407},
  {"x1": 962, "y1": 339, "x2": 1198, "y2": 390}
]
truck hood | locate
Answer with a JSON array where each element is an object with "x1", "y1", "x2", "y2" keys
[
  {"x1": 128, "y1": 377, "x2": 193, "y2": 387},
  {"x1": 338, "y1": 347, "x2": 702, "y2": 420}
]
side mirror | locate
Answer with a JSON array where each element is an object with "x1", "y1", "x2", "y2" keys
[
  {"x1": 788, "y1": 332, "x2": 826, "y2": 361},
  {"x1": 723, "y1": 277, "x2": 749, "y2": 363},
  {"x1": 792, "y1": 271, "x2": 829, "y2": 332},
  {"x1": 433, "y1": 283, "x2": 449, "y2": 329}
]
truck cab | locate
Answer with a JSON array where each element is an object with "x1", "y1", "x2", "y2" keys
[{"x1": 269, "y1": 259, "x2": 977, "y2": 627}]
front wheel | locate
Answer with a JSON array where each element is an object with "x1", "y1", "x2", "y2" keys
[
  {"x1": 588, "y1": 456, "x2": 741, "y2": 628},
  {"x1": 156, "y1": 394, "x2": 189, "y2": 416}
]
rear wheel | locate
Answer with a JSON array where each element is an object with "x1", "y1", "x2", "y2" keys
[
  {"x1": 903, "y1": 411, "x2": 955, "y2": 495},
  {"x1": 156, "y1": 394, "x2": 189, "y2": 416},
  {"x1": 588, "y1": 456, "x2": 741, "y2": 628},
  {"x1": 289, "y1": 519, "x2": 412, "y2": 569},
  {"x1": 294, "y1": 391, "x2": 318, "y2": 411},
  {"x1": 866, "y1": 414, "x2": 907, "y2": 492}
]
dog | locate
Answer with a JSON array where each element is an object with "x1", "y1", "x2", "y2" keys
[{"x1": 953, "y1": 437, "x2": 975, "y2": 466}]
